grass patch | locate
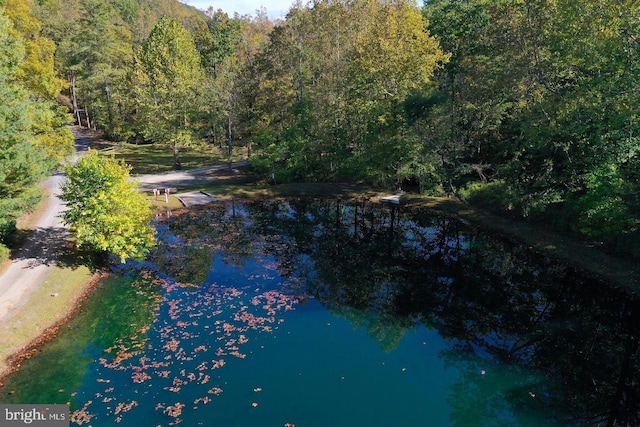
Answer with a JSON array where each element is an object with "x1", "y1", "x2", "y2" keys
[
  {"x1": 90, "y1": 141, "x2": 248, "y2": 175},
  {"x1": 15, "y1": 194, "x2": 49, "y2": 231},
  {"x1": 197, "y1": 181, "x2": 384, "y2": 201},
  {"x1": 0, "y1": 266, "x2": 94, "y2": 376},
  {"x1": 0, "y1": 245, "x2": 8, "y2": 266},
  {"x1": 148, "y1": 194, "x2": 184, "y2": 211}
]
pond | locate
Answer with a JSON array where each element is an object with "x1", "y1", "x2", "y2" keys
[{"x1": 1, "y1": 199, "x2": 639, "y2": 426}]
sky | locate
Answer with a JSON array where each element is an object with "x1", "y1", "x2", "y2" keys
[{"x1": 179, "y1": 0, "x2": 293, "y2": 19}]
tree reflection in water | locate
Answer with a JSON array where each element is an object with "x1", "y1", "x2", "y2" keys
[{"x1": 159, "y1": 198, "x2": 639, "y2": 426}]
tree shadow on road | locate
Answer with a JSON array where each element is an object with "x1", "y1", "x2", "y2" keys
[{"x1": 9, "y1": 227, "x2": 101, "y2": 271}]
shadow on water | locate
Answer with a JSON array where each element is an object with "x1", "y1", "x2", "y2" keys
[{"x1": 159, "y1": 199, "x2": 640, "y2": 426}]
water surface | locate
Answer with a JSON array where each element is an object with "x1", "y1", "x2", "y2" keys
[{"x1": 1, "y1": 199, "x2": 638, "y2": 426}]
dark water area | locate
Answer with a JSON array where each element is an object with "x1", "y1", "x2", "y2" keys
[{"x1": 1, "y1": 199, "x2": 639, "y2": 426}]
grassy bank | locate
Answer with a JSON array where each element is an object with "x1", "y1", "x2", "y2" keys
[
  {"x1": 0, "y1": 266, "x2": 95, "y2": 377},
  {"x1": 0, "y1": 175, "x2": 97, "y2": 378},
  {"x1": 0, "y1": 188, "x2": 50, "y2": 272},
  {"x1": 199, "y1": 181, "x2": 382, "y2": 201}
]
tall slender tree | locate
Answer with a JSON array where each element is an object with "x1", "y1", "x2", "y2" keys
[
  {"x1": 131, "y1": 16, "x2": 204, "y2": 169},
  {"x1": 195, "y1": 9, "x2": 243, "y2": 160}
]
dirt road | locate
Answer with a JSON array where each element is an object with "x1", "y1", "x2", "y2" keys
[
  {"x1": 0, "y1": 130, "x2": 90, "y2": 322},
  {"x1": 131, "y1": 161, "x2": 247, "y2": 192}
]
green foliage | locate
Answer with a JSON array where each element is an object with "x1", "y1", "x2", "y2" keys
[
  {"x1": 0, "y1": 242, "x2": 8, "y2": 264},
  {"x1": 3, "y1": 0, "x2": 75, "y2": 162},
  {"x1": 458, "y1": 181, "x2": 515, "y2": 213},
  {"x1": 59, "y1": 151, "x2": 156, "y2": 263},
  {"x1": 193, "y1": 10, "x2": 246, "y2": 157},
  {"x1": 112, "y1": 0, "x2": 139, "y2": 24},
  {"x1": 28, "y1": 101, "x2": 74, "y2": 162},
  {"x1": 419, "y1": 0, "x2": 640, "y2": 255},
  {"x1": 131, "y1": 16, "x2": 204, "y2": 168},
  {"x1": 395, "y1": 145, "x2": 443, "y2": 194},
  {"x1": 0, "y1": 9, "x2": 24, "y2": 77},
  {"x1": 5, "y1": 0, "x2": 67, "y2": 99},
  {"x1": 402, "y1": 92, "x2": 446, "y2": 126},
  {"x1": 250, "y1": 0, "x2": 448, "y2": 185},
  {"x1": 572, "y1": 165, "x2": 632, "y2": 239},
  {"x1": 0, "y1": 12, "x2": 50, "y2": 243},
  {"x1": 29, "y1": 0, "x2": 207, "y2": 141},
  {"x1": 196, "y1": 9, "x2": 242, "y2": 75}
]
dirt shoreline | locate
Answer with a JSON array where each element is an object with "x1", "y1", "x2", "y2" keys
[{"x1": 0, "y1": 271, "x2": 106, "y2": 383}]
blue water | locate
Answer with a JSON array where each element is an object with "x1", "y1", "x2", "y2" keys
[
  {"x1": 43, "y1": 253, "x2": 553, "y2": 427},
  {"x1": 3, "y1": 200, "x2": 633, "y2": 426}
]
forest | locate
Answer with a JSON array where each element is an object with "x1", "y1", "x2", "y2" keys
[{"x1": 0, "y1": 0, "x2": 638, "y2": 259}]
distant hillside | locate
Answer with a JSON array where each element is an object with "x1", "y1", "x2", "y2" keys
[
  {"x1": 29, "y1": 0, "x2": 209, "y2": 132},
  {"x1": 34, "y1": 0, "x2": 206, "y2": 48}
]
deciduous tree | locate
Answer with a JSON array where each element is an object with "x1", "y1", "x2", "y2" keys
[
  {"x1": 59, "y1": 151, "x2": 156, "y2": 263},
  {"x1": 250, "y1": 0, "x2": 448, "y2": 184},
  {"x1": 4, "y1": 0, "x2": 74, "y2": 162}
]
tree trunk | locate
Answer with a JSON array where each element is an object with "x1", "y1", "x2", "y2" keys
[
  {"x1": 173, "y1": 141, "x2": 182, "y2": 170},
  {"x1": 85, "y1": 105, "x2": 91, "y2": 129},
  {"x1": 227, "y1": 115, "x2": 233, "y2": 168},
  {"x1": 104, "y1": 80, "x2": 114, "y2": 135},
  {"x1": 69, "y1": 71, "x2": 81, "y2": 126}
]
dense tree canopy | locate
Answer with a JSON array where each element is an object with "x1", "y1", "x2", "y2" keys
[
  {"x1": 421, "y1": 0, "x2": 640, "y2": 254},
  {"x1": 248, "y1": 0, "x2": 449, "y2": 184},
  {"x1": 1, "y1": 0, "x2": 638, "y2": 258},
  {"x1": 0, "y1": 14, "x2": 48, "y2": 239}
]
